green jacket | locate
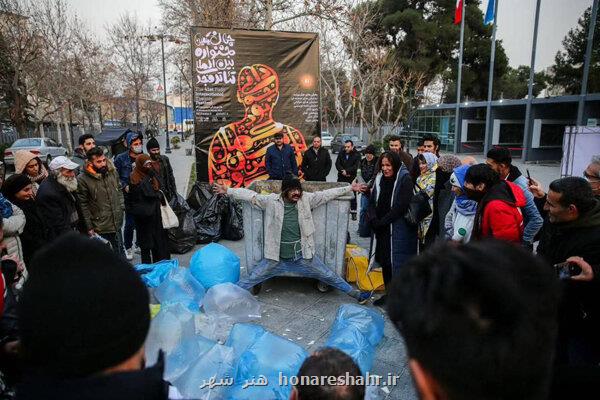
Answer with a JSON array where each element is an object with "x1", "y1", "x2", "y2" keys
[{"x1": 77, "y1": 161, "x2": 125, "y2": 234}]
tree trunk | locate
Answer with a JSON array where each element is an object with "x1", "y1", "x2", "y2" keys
[
  {"x1": 135, "y1": 88, "x2": 141, "y2": 130},
  {"x1": 264, "y1": 0, "x2": 273, "y2": 29}
]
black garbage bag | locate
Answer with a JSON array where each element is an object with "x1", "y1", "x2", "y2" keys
[
  {"x1": 167, "y1": 194, "x2": 197, "y2": 254},
  {"x1": 222, "y1": 199, "x2": 244, "y2": 241},
  {"x1": 193, "y1": 193, "x2": 226, "y2": 244},
  {"x1": 186, "y1": 182, "x2": 213, "y2": 211}
]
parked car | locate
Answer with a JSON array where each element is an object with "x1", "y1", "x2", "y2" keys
[
  {"x1": 4, "y1": 137, "x2": 68, "y2": 167},
  {"x1": 321, "y1": 132, "x2": 333, "y2": 147},
  {"x1": 331, "y1": 134, "x2": 366, "y2": 154}
]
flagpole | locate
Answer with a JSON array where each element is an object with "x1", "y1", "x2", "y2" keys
[
  {"x1": 454, "y1": 0, "x2": 465, "y2": 153},
  {"x1": 577, "y1": 0, "x2": 599, "y2": 126},
  {"x1": 483, "y1": 0, "x2": 499, "y2": 155},
  {"x1": 522, "y1": 0, "x2": 542, "y2": 162}
]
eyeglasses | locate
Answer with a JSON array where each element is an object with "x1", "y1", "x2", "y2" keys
[{"x1": 583, "y1": 171, "x2": 600, "y2": 182}]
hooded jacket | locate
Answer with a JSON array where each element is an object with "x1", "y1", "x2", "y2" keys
[
  {"x1": 77, "y1": 161, "x2": 125, "y2": 234},
  {"x1": 114, "y1": 132, "x2": 142, "y2": 189},
  {"x1": 474, "y1": 180, "x2": 526, "y2": 243},
  {"x1": 14, "y1": 150, "x2": 47, "y2": 195}
]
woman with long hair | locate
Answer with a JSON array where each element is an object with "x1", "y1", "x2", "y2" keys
[
  {"x1": 367, "y1": 151, "x2": 417, "y2": 306},
  {"x1": 126, "y1": 154, "x2": 170, "y2": 264}
]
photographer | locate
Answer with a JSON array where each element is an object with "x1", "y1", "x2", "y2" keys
[{"x1": 530, "y1": 177, "x2": 600, "y2": 397}]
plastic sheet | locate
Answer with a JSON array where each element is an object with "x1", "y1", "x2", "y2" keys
[
  {"x1": 190, "y1": 244, "x2": 240, "y2": 289},
  {"x1": 203, "y1": 283, "x2": 260, "y2": 323},
  {"x1": 173, "y1": 343, "x2": 235, "y2": 400},
  {"x1": 145, "y1": 304, "x2": 197, "y2": 365},
  {"x1": 154, "y1": 267, "x2": 206, "y2": 312},
  {"x1": 168, "y1": 194, "x2": 197, "y2": 254},
  {"x1": 325, "y1": 304, "x2": 385, "y2": 374},
  {"x1": 135, "y1": 259, "x2": 178, "y2": 288},
  {"x1": 165, "y1": 335, "x2": 216, "y2": 383}
]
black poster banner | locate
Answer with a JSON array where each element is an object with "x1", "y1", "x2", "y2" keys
[{"x1": 191, "y1": 27, "x2": 320, "y2": 187}]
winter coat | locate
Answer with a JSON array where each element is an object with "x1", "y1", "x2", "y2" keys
[
  {"x1": 444, "y1": 200, "x2": 476, "y2": 242},
  {"x1": 335, "y1": 150, "x2": 361, "y2": 182},
  {"x1": 126, "y1": 174, "x2": 167, "y2": 253},
  {"x1": 71, "y1": 148, "x2": 86, "y2": 171},
  {"x1": 16, "y1": 357, "x2": 169, "y2": 400},
  {"x1": 36, "y1": 175, "x2": 81, "y2": 238},
  {"x1": 227, "y1": 185, "x2": 353, "y2": 262},
  {"x1": 2, "y1": 204, "x2": 25, "y2": 264},
  {"x1": 473, "y1": 180, "x2": 526, "y2": 243},
  {"x1": 506, "y1": 165, "x2": 543, "y2": 244},
  {"x1": 155, "y1": 155, "x2": 177, "y2": 201},
  {"x1": 265, "y1": 143, "x2": 298, "y2": 180},
  {"x1": 114, "y1": 131, "x2": 141, "y2": 189},
  {"x1": 301, "y1": 147, "x2": 331, "y2": 181},
  {"x1": 367, "y1": 166, "x2": 417, "y2": 274},
  {"x1": 77, "y1": 162, "x2": 125, "y2": 234},
  {"x1": 9, "y1": 199, "x2": 49, "y2": 266},
  {"x1": 360, "y1": 157, "x2": 378, "y2": 184},
  {"x1": 14, "y1": 150, "x2": 47, "y2": 195}
]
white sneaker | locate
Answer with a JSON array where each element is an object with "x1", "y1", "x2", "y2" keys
[{"x1": 125, "y1": 248, "x2": 133, "y2": 261}]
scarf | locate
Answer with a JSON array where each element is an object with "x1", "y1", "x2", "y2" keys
[
  {"x1": 130, "y1": 154, "x2": 160, "y2": 191},
  {"x1": 29, "y1": 164, "x2": 48, "y2": 184},
  {"x1": 450, "y1": 165, "x2": 477, "y2": 216},
  {"x1": 0, "y1": 193, "x2": 13, "y2": 219}
]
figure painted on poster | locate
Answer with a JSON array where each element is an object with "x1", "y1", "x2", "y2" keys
[{"x1": 208, "y1": 64, "x2": 307, "y2": 187}]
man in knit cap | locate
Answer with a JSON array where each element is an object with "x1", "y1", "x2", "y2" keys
[
  {"x1": 214, "y1": 175, "x2": 371, "y2": 303},
  {"x1": 16, "y1": 233, "x2": 168, "y2": 400},
  {"x1": 146, "y1": 137, "x2": 177, "y2": 202}
]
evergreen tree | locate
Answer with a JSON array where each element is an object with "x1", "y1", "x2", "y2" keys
[{"x1": 550, "y1": 6, "x2": 599, "y2": 95}]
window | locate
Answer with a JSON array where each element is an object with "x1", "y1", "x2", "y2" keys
[
  {"x1": 499, "y1": 124, "x2": 524, "y2": 145},
  {"x1": 539, "y1": 124, "x2": 565, "y2": 147},
  {"x1": 12, "y1": 139, "x2": 42, "y2": 147}
]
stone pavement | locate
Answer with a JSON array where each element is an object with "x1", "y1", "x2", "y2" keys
[{"x1": 134, "y1": 146, "x2": 561, "y2": 400}]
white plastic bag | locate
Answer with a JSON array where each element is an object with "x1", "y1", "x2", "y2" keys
[{"x1": 203, "y1": 283, "x2": 261, "y2": 323}]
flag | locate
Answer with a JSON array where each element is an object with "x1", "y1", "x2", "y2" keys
[
  {"x1": 454, "y1": 0, "x2": 463, "y2": 25},
  {"x1": 484, "y1": 0, "x2": 496, "y2": 25},
  {"x1": 352, "y1": 87, "x2": 357, "y2": 107}
]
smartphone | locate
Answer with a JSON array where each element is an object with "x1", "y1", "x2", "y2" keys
[
  {"x1": 526, "y1": 169, "x2": 532, "y2": 183},
  {"x1": 554, "y1": 262, "x2": 582, "y2": 280}
]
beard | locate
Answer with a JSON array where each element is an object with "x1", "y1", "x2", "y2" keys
[
  {"x1": 57, "y1": 174, "x2": 78, "y2": 192},
  {"x1": 150, "y1": 154, "x2": 161, "y2": 161}
]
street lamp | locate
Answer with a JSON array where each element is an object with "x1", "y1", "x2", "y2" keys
[{"x1": 144, "y1": 33, "x2": 185, "y2": 154}]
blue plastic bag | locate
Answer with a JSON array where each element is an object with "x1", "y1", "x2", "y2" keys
[
  {"x1": 325, "y1": 304, "x2": 385, "y2": 374},
  {"x1": 190, "y1": 243, "x2": 240, "y2": 289},
  {"x1": 135, "y1": 259, "x2": 178, "y2": 288},
  {"x1": 225, "y1": 323, "x2": 266, "y2": 360},
  {"x1": 165, "y1": 335, "x2": 216, "y2": 383},
  {"x1": 155, "y1": 267, "x2": 206, "y2": 312},
  {"x1": 145, "y1": 304, "x2": 196, "y2": 365},
  {"x1": 237, "y1": 331, "x2": 308, "y2": 399},
  {"x1": 173, "y1": 343, "x2": 235, "y2": 399}
]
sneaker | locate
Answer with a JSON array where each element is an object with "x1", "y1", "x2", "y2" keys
[
  {"x1": 351, "y1": 212, "x2": 357, "y2": 221},
  {"x1": 356, "y1": 291, "x2": 371, "y2": 305},
  {"x1": 373, "y1": 295, "x2": 387, "y2": 307},
  {"x1": 125, "y1": 248, "x2": 133, "y2": 261}
]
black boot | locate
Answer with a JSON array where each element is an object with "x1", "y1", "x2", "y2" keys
[{"x1": 373, "y1": 295, "x2": 387, "y2": 307}]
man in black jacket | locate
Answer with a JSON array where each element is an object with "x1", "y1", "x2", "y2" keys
[
  {"x1": 530, "y1": 176, "x2": 600, "y2": 398},
  {"x1": 335, "y1": 140, "x2": 361, "y2": 218},
  {"x1": 301, "y1": 136, "x2": 331, "y2": 181},
  {"x1": 36, "y1": 156, "x2": 82, "y2": 238},
  {"x1": 17, "y1": 233, "x2": 168, "y2": 400},
  {"x1": 146, "y1": 137, "x2": 177, "y2": 201}
]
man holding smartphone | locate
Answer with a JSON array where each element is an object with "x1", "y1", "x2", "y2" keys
[{"x1": 530, "y1": 176, "x2": 600, "y2": 394}]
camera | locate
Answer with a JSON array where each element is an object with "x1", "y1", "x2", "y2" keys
[{"x1": 553, "y1": 261, "x2": 582, "y2": 280}]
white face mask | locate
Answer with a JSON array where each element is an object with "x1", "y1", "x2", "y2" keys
[{"x1": 132, "y1": 145, "x2": 143, "y2": 154}]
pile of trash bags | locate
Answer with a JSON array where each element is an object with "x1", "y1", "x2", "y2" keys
[
  {"x1": 167, "y1": 195, "x2": 197, "y2": 254},
  {"x1": 186, "y1": 182, "x2": 244, "y2": 244},
  {"x1": 190, "y1": 243, "x2": 240, "y2": 289}
]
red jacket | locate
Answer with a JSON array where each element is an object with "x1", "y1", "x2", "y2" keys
[{"x1": 476, "y1": 181, "x2": 526, "y2": 243}]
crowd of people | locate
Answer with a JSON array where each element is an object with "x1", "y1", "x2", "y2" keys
[{"x1": 0, "y1": 127, "x2": 599, "y2": 399}]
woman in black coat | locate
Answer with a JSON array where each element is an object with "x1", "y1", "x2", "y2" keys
[
  {"x1": 367, "y1": 151, "x2": 417, "y2": 307},
  {"x1": 2, "y1": 174, "x2": 49, "y2": 266},
  {"x1": 126, "y1": 154, "x2": 170, "y2": 264}
]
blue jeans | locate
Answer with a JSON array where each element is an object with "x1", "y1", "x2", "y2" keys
[
  {"x1": 123, "y1": 211, "x2": 136, "y2": 250},
  {"x1": 99, "y1": 231, "x2": 126, "y2": 259},
  {"x1": 238, "y1": 257, "x2": 359, "y2": 298},
  {"x1": 358, "y1": 193, "x2": 371, "y2": 237}
]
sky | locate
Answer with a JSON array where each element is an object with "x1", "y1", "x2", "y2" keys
[{"x1": 65, "y1": 0, "x2": 594, "y2": 71}]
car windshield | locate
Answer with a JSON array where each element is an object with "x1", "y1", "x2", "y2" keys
[{"x1": 12, "y1": 139, "x2": 41, "y2": 147}]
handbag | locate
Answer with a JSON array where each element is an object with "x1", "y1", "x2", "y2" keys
[
  {"x1": 404, "y1": 182, "x2": 432, "y2": 226},
  {"x1": 159, "y1": 191, "x2": 179, "y2": 229}
]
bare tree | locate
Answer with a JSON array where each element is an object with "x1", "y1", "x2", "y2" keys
[{"x1": 106, "y1": 12, "x2": 159, "y2": 129}]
